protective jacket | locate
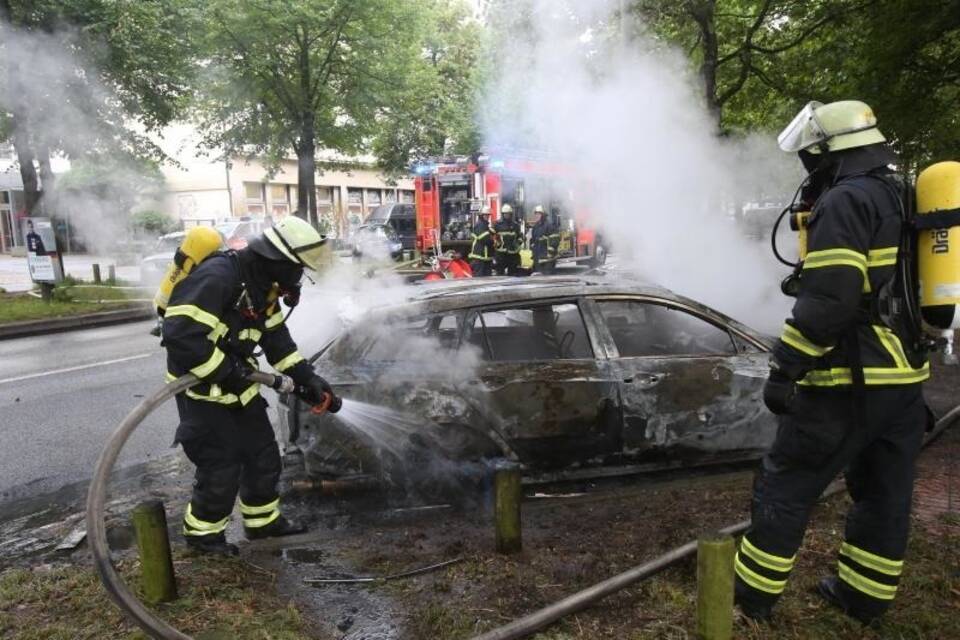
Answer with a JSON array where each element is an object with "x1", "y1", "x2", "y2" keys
[
  {"x1": 468, "y1": 219, "x2": 495, "y2": 262},
  {"x1": 530, "y1": 219, "x2": 559, "y2": 263},
  {"x1": 772, "y1": 153, "x2": 930, "y2": 387},
  {"x1": 162, "y1": 253, "x2": 313, "y2": 412},
  {"x1": 494, "y1": 218, "x2": 522, "y2": 254}
]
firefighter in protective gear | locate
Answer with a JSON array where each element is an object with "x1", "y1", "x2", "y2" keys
[
  {"x1": 494, "y1": 204, "x2": 522, "y2": 275},
  {"x1": 735, "y1": 100, "x2": 930, "y2": 624},
  {"x1": 530, "y1": 205, "x2": 559, "y2": 274},
  {"x1": 163, "y1": 216, "x2": 340, "y2": 556},
  {"x1": 468, "y1": 207, "x2": 495, "y2": 277}
]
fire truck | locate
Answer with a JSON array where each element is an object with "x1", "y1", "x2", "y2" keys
[{"x1": 412, "y1": 153, "x2": 607, "y2": 272}]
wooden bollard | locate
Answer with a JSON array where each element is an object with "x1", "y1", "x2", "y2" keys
[
  {"x1": 131, "y1": 500, "x2": 178, "y2": 604},
  {"x1": 92, "y1": 263, "x2": 101, "y2": 284},
  {"x1": 494, "y1": 464, "x2": 522, "y2": 554},
  {"x1": 696, "y1": 532, "x2": 735, "y2": 640},
  {"x1": 107, "y1": 264, "x2": 116, "y2": 282}
]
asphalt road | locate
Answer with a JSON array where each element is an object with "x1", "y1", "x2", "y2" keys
[{"x1": 0, "y1": 320, "x2": 177, "y2": 503}]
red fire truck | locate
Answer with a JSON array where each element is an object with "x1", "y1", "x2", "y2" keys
[{"x1": 413, "y1": 153, "x2": 607, "y2": 271}]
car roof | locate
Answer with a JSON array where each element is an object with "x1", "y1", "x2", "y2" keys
[{"x1": 361, "y1": 271, "x2": 761, "y2": 338}]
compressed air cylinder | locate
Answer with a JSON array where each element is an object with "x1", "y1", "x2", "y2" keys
[
  {"x1": 153, "y1": 226, "x2": 223, "y2": 314},
  {"x1": 916, "y1": 161, "x2": 960, "y2": 331}
]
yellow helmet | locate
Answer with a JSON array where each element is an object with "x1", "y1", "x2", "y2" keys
[
  {"x1": 250, "y1": 216, "x2": 327, "y2": 271},
  {"x1": 533, "y1": 205, "x2": 545, "y2": 214},
  {"x1": 778, "y1": 100, "x2": 886, "y2": 154}
]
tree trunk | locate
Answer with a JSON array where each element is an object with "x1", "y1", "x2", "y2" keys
[
  {"x1": 12, "y1": 123, "x2": 41, "y2": 215},
  {"x1": 689, "y1": 0, "x2": 720, "y2": 123},
  {"x1": 295, "y1": 120, "x2": 317, "y2": 225}
]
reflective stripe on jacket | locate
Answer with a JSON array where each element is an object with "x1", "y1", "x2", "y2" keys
[
  {"x1": 773, "y1": 170, "x2": 929, "y2": 387},
  {"x1": 494, "y1": 219, "x2": 522, "y2": 254},
  {"x1": 162, "y1": 254, "x2": 313, "y2": 407},
  {"x1": 469, "y1": 221, "x2": 494, "y2": 261}
]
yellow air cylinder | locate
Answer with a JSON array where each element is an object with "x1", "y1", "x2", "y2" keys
[
  {"x1": 916, "y1": 161, "x2": 960, "y2": 331},
  {"x1": 153, "y1": 226, "x2": 224, "y2": 315}
]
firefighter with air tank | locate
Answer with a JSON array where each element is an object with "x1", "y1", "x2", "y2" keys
[
  {"x1": 494, "y1": 204, "x2": 522, "y2": 275},
  {"x1": 530, "y1": 205, "x2": 560, "y2": 274},
  {"x1": 468, "y1": 206, "x2": 495, "y2": 276},
  {"x1": 734, "y1": 100, "x2": 960, "y2": 625},
  {"x1": 160, "y1": 217, "x2": 341, "y2": 556}
]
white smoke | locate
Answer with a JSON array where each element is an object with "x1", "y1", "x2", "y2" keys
[
  {"x1": 0, "y1": 22, "x2": 163, "y2": 256},
  {"x1": 480, "y1": 0, "x2": 802, "y2": 332}
]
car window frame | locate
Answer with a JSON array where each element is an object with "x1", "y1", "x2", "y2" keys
[
  {"x1": 317, "y1": 309, "x2": 469, "y2": 364},
  {"x1": 582, "y1": 295, "x2": 767, "y2": 360},
  {"x1": 462, "y1": 297, "x2": 599, "y2": 364}
]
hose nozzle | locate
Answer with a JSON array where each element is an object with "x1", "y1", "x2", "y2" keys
[{"x1": 310, "y1": 392, "x2": 342, "y2": 415}]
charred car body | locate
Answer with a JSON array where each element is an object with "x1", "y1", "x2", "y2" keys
[{"x1": 279, "y1": 275, "x2": 776, "y2": 488}]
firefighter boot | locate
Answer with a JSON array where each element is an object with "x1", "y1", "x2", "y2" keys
[
  {"x1": 244, "y1": 515, "x2": 307, "y2": 540},
  {"x1": 816, "y1": 576, "x2": 879, "y2": 625},
  {"x1": 734, "y1": 579, "x2": 773, "y2": 622},
  {"x1": 185, "y1": 533, "x2": 239, "y2": 557}
]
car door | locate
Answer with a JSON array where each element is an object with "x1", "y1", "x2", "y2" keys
[
  {"x1": 583, "y1": 296, "x2": 774, "y2": 465},
  {"x1": 461, "y1": 299, "x2": 621, "y2": 469}
]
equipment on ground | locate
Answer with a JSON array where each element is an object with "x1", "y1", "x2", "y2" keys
[{"x1": 153, "y1": 226, "x2": 223, "y2": 316}]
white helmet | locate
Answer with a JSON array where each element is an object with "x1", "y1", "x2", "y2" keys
[
  {"x1": 249, "y1": 216, "x2": 327, "y2": 271},
  {"x1": 778, "y1": 100, "x2": 886, "y2": 154},
  {"x1": 501, "y1": 204, "x2": 513, "y2": 215}
]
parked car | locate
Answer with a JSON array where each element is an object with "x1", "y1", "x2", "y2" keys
[
  {"x1": 139, "y1": 231, "x2": 187, "y2": 285},
  {"x1": 367, "y1": 203, "x2": 416, "y2": 252},
  {"x1": 278, "y1": 274, "x2": 776, "y2": 489},
  {"x1": 351, "y1": 223, "x2": 403, "y2": 261},
  {"x1": 216, "y1": 217, "x2": 266, "y2": 250}
]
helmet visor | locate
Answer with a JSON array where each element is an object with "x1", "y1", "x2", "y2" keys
[
  {"x1": 294, "y1": 239, "x2": 329, "y2": 271},
  {"x1": 778, "y1": 101, "x2": 825, "y2": 152}
]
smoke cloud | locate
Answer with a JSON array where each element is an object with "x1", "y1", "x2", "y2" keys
[
  {"x1": 480, "y1": 0, "x2": 802, "y2": 332},
  {"x1": 0, "y1": 22, "x2": 162, "y2": 255}
]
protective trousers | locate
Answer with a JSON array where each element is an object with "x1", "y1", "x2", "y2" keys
[
  {"x1": 736, "y1": 384, "x2": 925, "y2": 618},
  {"x1": 495, "y1": 252, "x2": 520, "y2": 276},
  {"x1": 175, "y1": 395, "x2": 283, "y2": 538},
  {"x1": 470, "y1": 258, "x2": 493, "y2": 277}
]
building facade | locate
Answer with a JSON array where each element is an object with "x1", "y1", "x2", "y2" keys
[{"x1": 161, "y1": 148, "x2": 414, "y2": 239}]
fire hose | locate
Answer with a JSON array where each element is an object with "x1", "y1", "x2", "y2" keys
[
  {"x1": 469, "y1": 403, "x2": 960, "y2": 640},
  {"x1": 85, "y1": 370, "x2": 318, "y2": 640},
  {"x1": 87, "y1": 373, "x2": 960, "y2": 640}
]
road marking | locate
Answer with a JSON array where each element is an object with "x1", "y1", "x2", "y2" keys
[{"x1": 0, "y1": 353, "x2": 156, "y2": 385}]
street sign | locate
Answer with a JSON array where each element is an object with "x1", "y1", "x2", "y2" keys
[{"x1": 22, "y1": 217, "x2": 64, "y2": 284}]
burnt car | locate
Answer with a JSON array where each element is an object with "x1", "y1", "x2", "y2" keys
[{"x1": 278, "y1": 275, "x2": 776, "y2": 487}]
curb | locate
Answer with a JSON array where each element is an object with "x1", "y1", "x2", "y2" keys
[{"x1": 0, "y1": 306, "x2": 155, "y2": 341}]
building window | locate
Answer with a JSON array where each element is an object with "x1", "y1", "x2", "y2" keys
[
  {"x1": 244, "y1": 182, "x2": 263, "y2": 201},
  {"x1": 347, "y1": 188, "x2": 363, "y2": 206},
  {"x1": 384, "y1": 190, "x2": 397, "y2": 203},
  {"x1": 270, "y1": 184, "x2": 290, "y2": 219},
  {"x1": 400, "y1": 190, "x2": 415, "y2": 204}
]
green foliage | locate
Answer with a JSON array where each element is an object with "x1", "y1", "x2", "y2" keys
[{"x1": 130, "y1": 210, "x2": 178, "y2": 235}]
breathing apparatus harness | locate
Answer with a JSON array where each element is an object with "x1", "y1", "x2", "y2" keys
[{"x1": 770, "y1": 158, "x2": 934, "y2": 356}]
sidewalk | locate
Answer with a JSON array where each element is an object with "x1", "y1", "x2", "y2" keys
[{"x1": 0, "y1": 254, "x2": 142, "y2": 292}]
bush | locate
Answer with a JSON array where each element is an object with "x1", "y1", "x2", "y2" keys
[{"x1": 131, "y1": 210, "x2": 177, "y2": 235}]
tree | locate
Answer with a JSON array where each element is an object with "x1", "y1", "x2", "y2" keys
[
  {"x1": 628, "y1": 0, "x2": 868, "y2": 130},
  {"x1": 0, "y1": 0, "x2": 198, "y2": 216},
  {"x1": 194, "y1": 0, "x2": 429, "y2": 224},
  {"x1": 371, "y1": 0, "x2": 484, "y2": 172}
]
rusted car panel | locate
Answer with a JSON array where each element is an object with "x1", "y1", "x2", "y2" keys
[{"x1": 282, "y1": 274, "x2": 777, "y2": 481}]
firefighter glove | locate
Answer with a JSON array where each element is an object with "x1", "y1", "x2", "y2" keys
[
  {"x1": 295, "y1": 374, "x2": 341, "y2": 413},
  {"x1": 282, "y1": 283, "x2": 301, "y2": 308},
  {"x1": 221, "y1": 356, "x2": 255, "y2": 393},
  {"x1": 763, "y1": 369, "x2": 797, "y2": 415},
  {"x1": 271, "y1": 374, "x2": 296, "y2": 394}
]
